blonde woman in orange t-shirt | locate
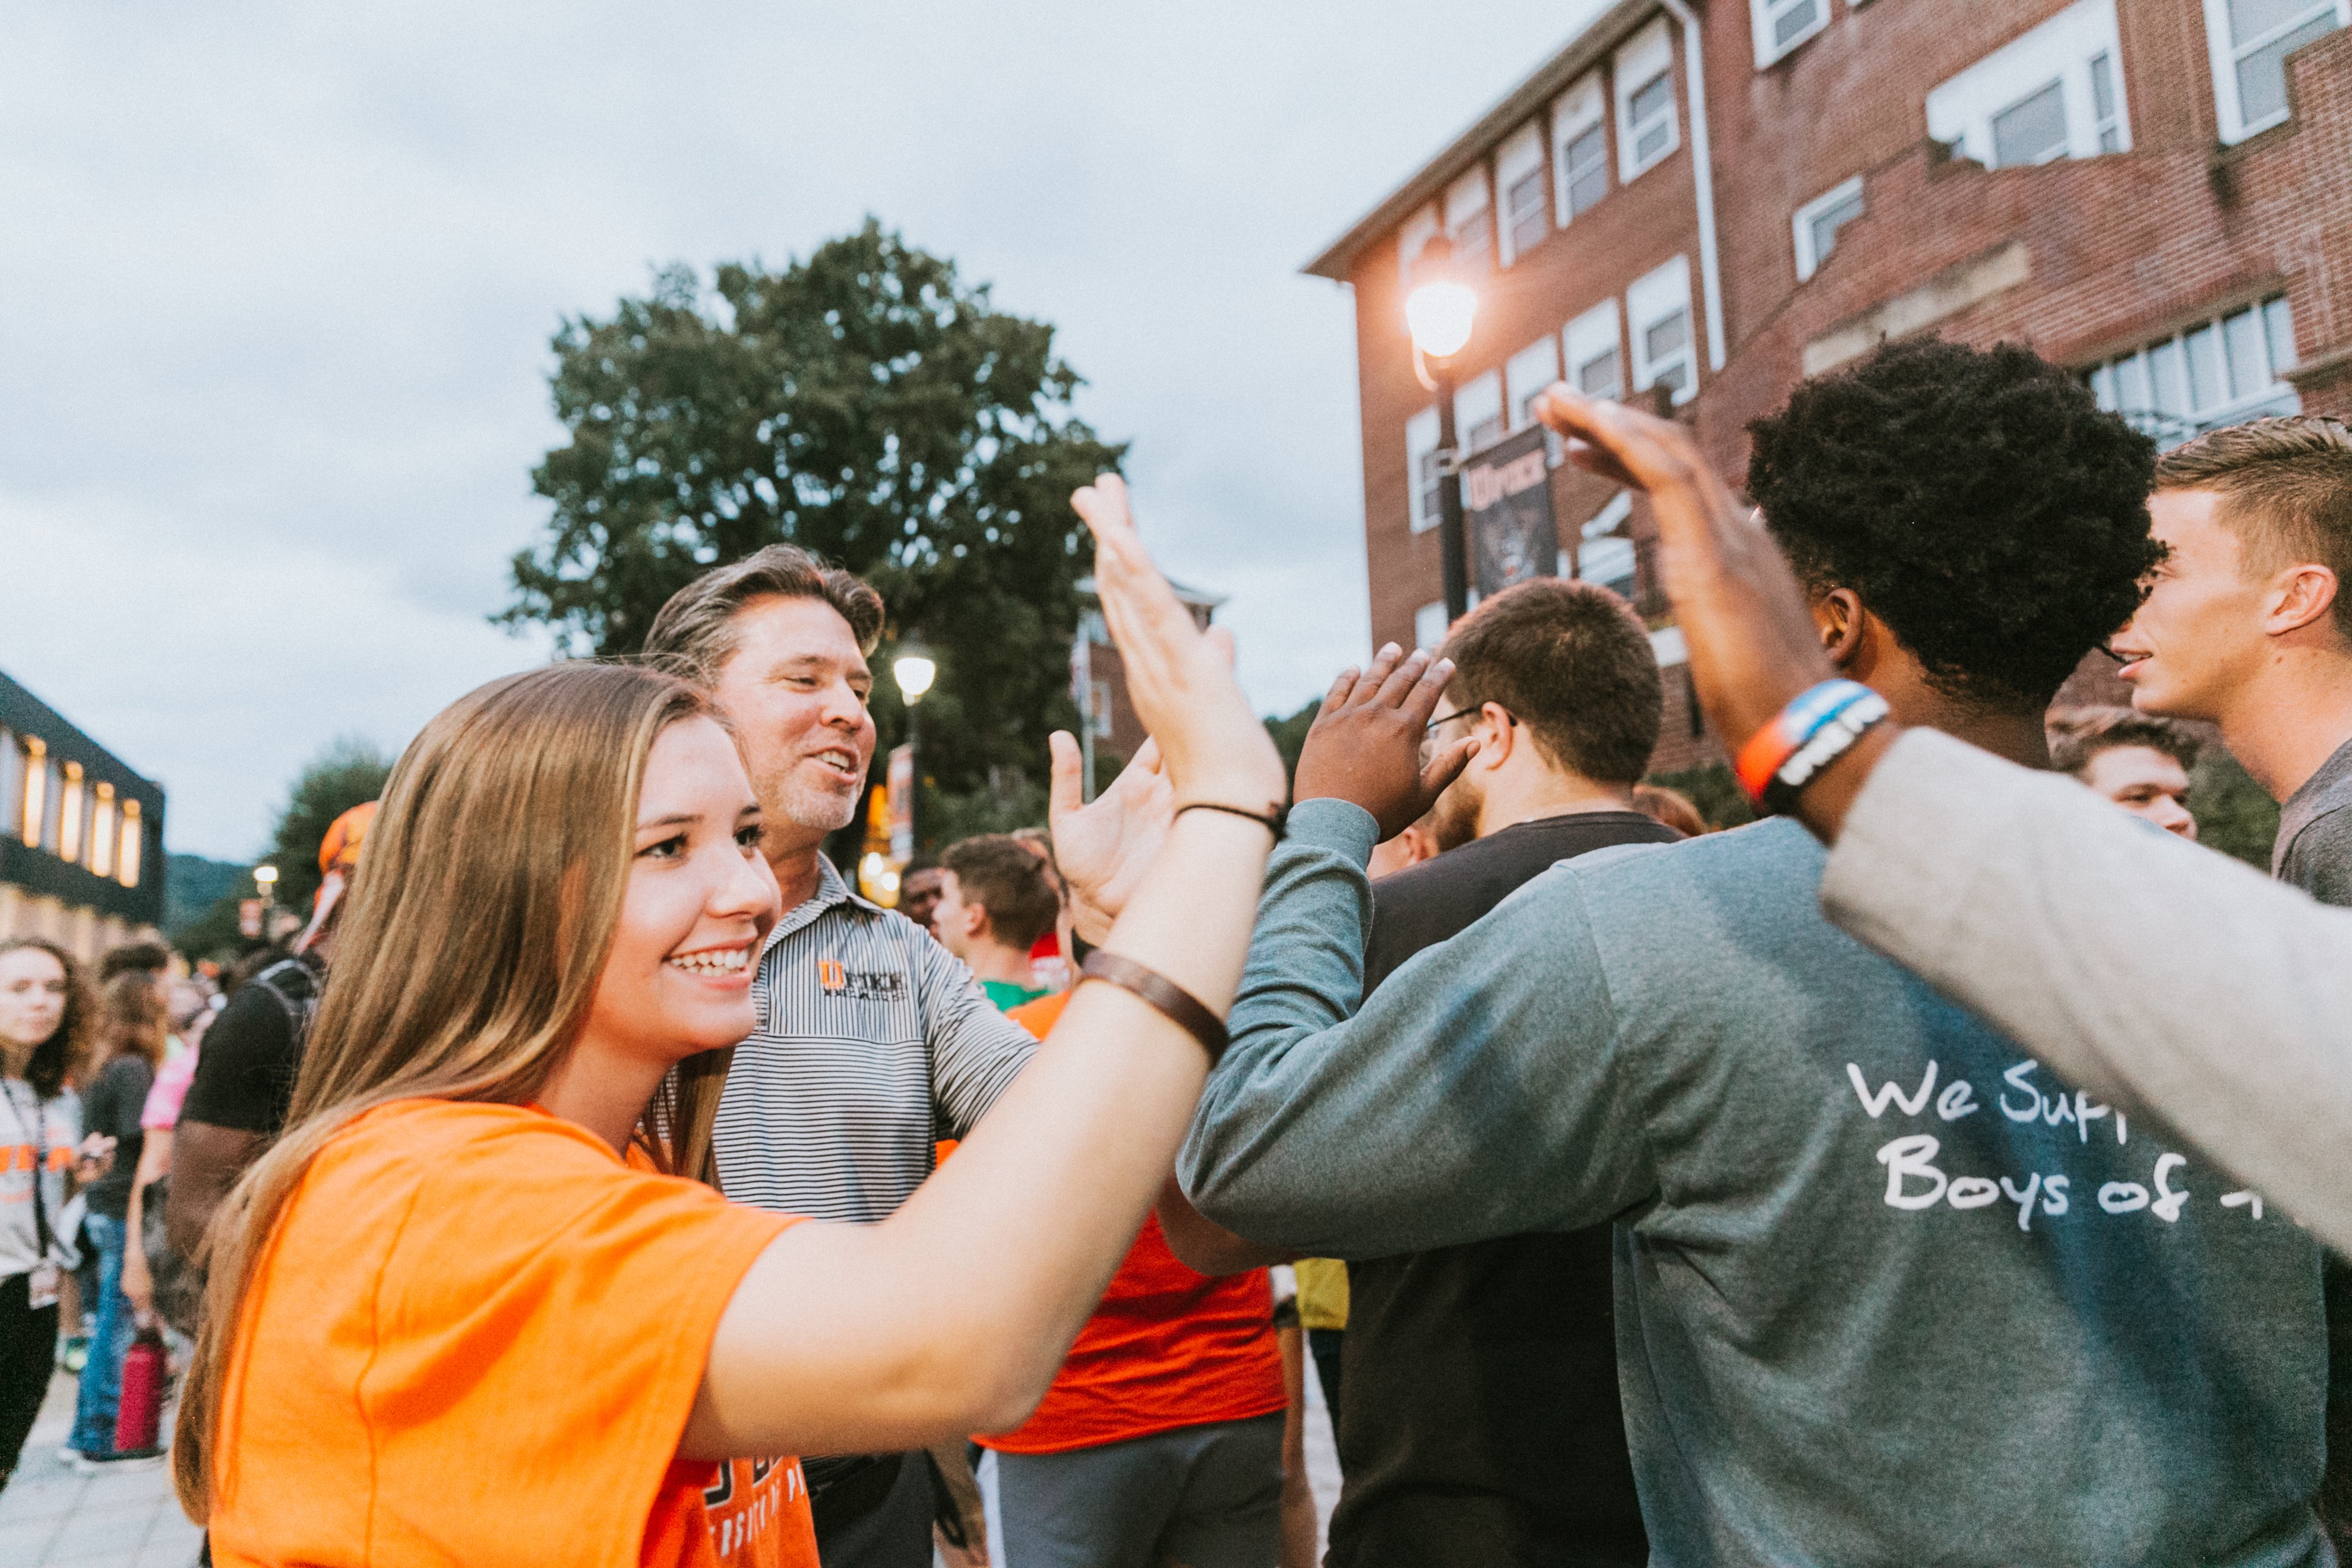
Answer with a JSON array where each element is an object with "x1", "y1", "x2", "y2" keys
[{"x1": 172, "y1": 477, "x2": 1375, "y2": 1568}]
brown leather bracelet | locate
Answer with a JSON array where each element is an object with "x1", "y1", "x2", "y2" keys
[{"x1": 1078, "y1": 950, "x2": 1230, "y2": 1064}]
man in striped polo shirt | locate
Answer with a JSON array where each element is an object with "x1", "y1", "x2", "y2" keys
[{"x1": 645, "y1": 547, "x2": 1039, "y2": 1568}]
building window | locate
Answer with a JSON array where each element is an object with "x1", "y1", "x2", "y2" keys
[
  {"x1": 1927, "y1": 0, "x2": 2132, "y2": 166},
  {"x1": 57, "y1": 763, "x2": 84, "y2": 865},
  {"x1": 1444, "y1": 165, "x2": 1493, "y2": 271},
  {"x1": 2088, "y1": 50, "x2": 2124, "y2": 149},
  {"x1": 1506, "y1": 337, "x2": 1562, "y2": 429},
  {"x1": 2203, "y1": 0, "x2": 2347, "y2": 141},
  {"x1": 1793, "y1": 177, "x2": 1866, "y2": 282},
  {"x1": 1407, "y1": 406, "x2": 1443, "y2": 534},
  {"x1": 1496, "y1": 124, "x2": 1548, "y2": 265},
  {"x1": 1615, "y1": 19, "x2": 1680, "y2": 181},
  {"x1": 1991, "y1": 80, "x2": 2070, "y2": 165},
  {"x1": 1456, "y1": 369, "x2": 1506, "y2": 456},
  {"x1": 1415, "y1": 601, "x2": 1451, "y2": 653},
  {"x1": 1753, "y1": 0, "x2": 1829, "y2": 66},
  {"x1": 1629, "y1": 258, "x2": 1697, "y2": 405},
  {"x1": 118, "y1": 799, "x2": 143, "y2": 889},
  {"x1": 18, "y1": 737, "x2": 45, "y2": 847},
  {"x1": 1089, "y1": 681, "x2": 1115, "y2": 739},
  {"x1": 1576, "y1": 494, "x2": 1638, "y2": 600},
  {"x1": 88, "y1": 784, "x2": 115, "y2": 880},
  {"x1": 117, "y1": 799, "x2": 142, "y2": 888},
  {"x1": 2086, "y1": 295, "x2": 2300, "y2": 446},
  {"x1": 1564, "y1": 300, "x2": 1624, "y2": 400},
  {"x1": 0, "y1": 730, "x2": 17, "y2": 845},
  {"x1": 1398, "y1": 204, "x2": 1441, "y2": 279},
  {"x1": 1552, "y1": 74, "x2": 1610, "y2": 224}
]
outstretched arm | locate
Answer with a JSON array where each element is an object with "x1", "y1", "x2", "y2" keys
[
  {"x1": 685, "y1": 475, "x2": 1289, "y2": 1460},
  {"x1": 1175, "y1": 646, "x2": 1651, "y2": 1257}
]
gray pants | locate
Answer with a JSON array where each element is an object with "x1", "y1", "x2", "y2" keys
[{"x1": 992, "y1": 1414, "x2": 1284, "y2": 1568}]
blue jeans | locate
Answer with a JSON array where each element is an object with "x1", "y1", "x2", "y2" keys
[{"x1": 68, "y1": 1213, "x2": 134, "y2": 1455}]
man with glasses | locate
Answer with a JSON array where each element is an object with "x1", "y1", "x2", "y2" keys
[{"x1": 1323, "y1": 578, "x2": 1677, "y2": 1568}]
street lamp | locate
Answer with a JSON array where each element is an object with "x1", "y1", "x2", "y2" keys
[
  {"x1": 892, "y1": 646, "x2": 937, "y2": 704},
  {"x1": 1406, "y1": 236, "x2": 1479, "y2": 625},
  {"x1": 890, "y1": 640, "x2": 935, "y2": 859},
  {"x1": 252, "y1": 863, "x2": 280, "y2": 947}
]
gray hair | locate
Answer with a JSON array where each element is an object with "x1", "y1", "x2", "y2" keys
[{"x1": 641, "y1": 544, "x2": 886, "y2": 684}]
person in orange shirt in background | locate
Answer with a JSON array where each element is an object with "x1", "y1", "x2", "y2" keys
[
  {"x1": 982, "y1": 986, "x2": 1288, "y2": 1568},
  {"x1": 173, "y1": 473, "x2": 1306, "y2": 1568}
]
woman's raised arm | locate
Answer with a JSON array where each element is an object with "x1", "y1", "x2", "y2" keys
[{"x1": 685, "y1": 475, "x2": 1287, "y2": 1460}]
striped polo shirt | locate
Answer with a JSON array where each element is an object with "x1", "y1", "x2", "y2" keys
[{"x1": 713, "y1": 852, "x2": 1038, "y2": 1223}]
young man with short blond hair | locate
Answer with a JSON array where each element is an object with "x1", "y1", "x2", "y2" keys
[
  {"x1": 2114, "y1": 415, "x2": 2352, "y2": 890},
  {"x1": 2110, "y1": 412, "x2": 2352, "y2": 1552}
]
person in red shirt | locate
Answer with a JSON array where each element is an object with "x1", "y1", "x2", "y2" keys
[
  {"x1": 980, "y1": 988, "x2": 1288, "y2": 1568},
  {"x1": 172, "y1": 475, "x2": 1308, "y2": 1568}
]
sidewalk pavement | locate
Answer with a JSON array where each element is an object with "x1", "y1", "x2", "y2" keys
[{"x1": 0, "y1": 1370, "x2": 201, "y2": 1568}]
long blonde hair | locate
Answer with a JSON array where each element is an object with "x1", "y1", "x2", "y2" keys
[{"x1": 174, "y1": 662, "x2": 738, "y2": 1520}]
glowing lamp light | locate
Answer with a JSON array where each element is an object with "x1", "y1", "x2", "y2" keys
[
  {"x1": 892, "y1": 646, "x2": 937, "y2": 704},
  {"x1": 1405, "y1": 279, "x2": 1478, "y2": 361},
  {"x1": 252, "y1": 864, "x2": 280, "y2": 889}
]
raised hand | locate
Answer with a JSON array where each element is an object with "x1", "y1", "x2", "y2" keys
[
  {"x1": 1049, "y1": 734, "x2": 1174, "y2": 943},
  {"x1": 1068, "y1": 475, "x2": 1285, "y2": 820},
  {"x1": 1533, "y1": 385, "x2": 1836, "y2": 749},
  {"x1": 1293, "y1": 644, "x2": 1475, "y2": 842}
]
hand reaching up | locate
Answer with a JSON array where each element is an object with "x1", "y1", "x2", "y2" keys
[
  {"x1": 1531, "y1": 384, "x2": 1892, "y2": 837},
  {"x1": 1292, "y1": 644, "x2": 1476, "y2": 842},
  {"x1": 1068, "y1": 476, "x2": 1285, "y2": 823},
  {"x1": 1049, "y1": 735, "x2": 1173, "y2": 944}
]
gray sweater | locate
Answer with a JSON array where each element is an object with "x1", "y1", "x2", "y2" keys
[
  {"x1": 1823, "y1": 729, "x2": 2352, "y2": 1260},
  {"x1": 1184, "y1": 796, "x2": 2326, "y2": 1567}
]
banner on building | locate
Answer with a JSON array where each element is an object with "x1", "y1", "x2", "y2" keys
[
  {"x1": 1461, "y1": 425, "x2": 1558, "y2": 599},
  {"x1": 886, "y1": 744, "x2": 915, "y2": 863}
]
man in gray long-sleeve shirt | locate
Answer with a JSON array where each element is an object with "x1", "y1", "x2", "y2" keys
[{"x1": 1183, "y1": 344, "x2": 2328, "y2": 1565}]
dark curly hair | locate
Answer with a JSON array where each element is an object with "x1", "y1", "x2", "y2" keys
[{"x1": 1747, "y1": 339, "x2": 2160, "y2": 711}]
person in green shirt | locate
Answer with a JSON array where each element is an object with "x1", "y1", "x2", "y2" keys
[{"x1": 932, "y1": 834, "x2": 1063, "y2": 1012}]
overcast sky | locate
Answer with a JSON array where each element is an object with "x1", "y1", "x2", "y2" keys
[{"x1": 1, "y1": 0, "x2": 1606, "y2": 860}]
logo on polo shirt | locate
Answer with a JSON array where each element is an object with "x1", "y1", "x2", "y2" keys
[{"x1": 817, "y1": 959, "x2": 908, "y2": 1000}]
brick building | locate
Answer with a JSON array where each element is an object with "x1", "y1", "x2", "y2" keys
[{"x1": 1308, "y1": 0, "x2": 2352, "y2": 770}]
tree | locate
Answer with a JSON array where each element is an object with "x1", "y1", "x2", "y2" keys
[
  {"x1": 501, "y1": 221, "x2": 1125, "y2": 849},
  {"x1": 173, "y1": 737, "x2": 394, "y2": 962}
]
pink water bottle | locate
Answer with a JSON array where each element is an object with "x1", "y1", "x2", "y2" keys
[{"x1": 114, "y1": 1329, "x2": 165, "y2": 1453}]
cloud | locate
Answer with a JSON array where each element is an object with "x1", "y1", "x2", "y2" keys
[{"x1": 1, "y1": 0, "x2": 1605, "y2": 858}]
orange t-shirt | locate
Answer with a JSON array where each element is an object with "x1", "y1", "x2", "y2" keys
[
  {"x1": 976, "y1": 995, "x2": 1286, "y2": 1456},
  {"x1": 208, "y1": 1099, "x2": 818, "y2": 1568}
]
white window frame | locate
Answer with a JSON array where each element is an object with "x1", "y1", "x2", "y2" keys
[
  {"x1": 1398, "y1": 204, "x2": 1441, "y2": 280},
  {"x1": 1455, "y1": 369, "x2": 1506, "y2": 456},
  {"x1": 1629, "y1": 257, "x2": 1698, "y2": 406},
  {"x1": 1564, "y1": 300, "x2": 1625, "y2": 400},
  {"x1": 1406, "y1": 406, "x2": 1443, "y2": 534},
  {"x1": 1444, "y1": 165, "x2": 1494, "y2": 271},
  {"x1": 1551, "y1": 74, "x2": 1610, "y2": 226},
  {"x1": 2202, "y1": 0, "x2": 2348, "y2": 142},
  {"x1": 1414, "y1": 602, "x2": 1452, "y2": 653},
  {"x1": 1793, "y1": 176, "x2": 1865, "y2": 282},
  {"x1": 1506, "y1": 337, "x2": 1562, "y2": 429},
  {"x1": 2086, "y1": 295, "x2": 2302, "y2": 447},
  {"x1": 1753, "y1": 0, "x2": 1831, "y2": 67},
  {"x1": 1496, "y1": 124, "x2": 1550, "y2": 267},
  {"x1": 1926, "y1": 0, "x2": 2132, "y2": 166},
  {"x1": 1614, "y1": 18, "x2": 1681, "y2": 182}
]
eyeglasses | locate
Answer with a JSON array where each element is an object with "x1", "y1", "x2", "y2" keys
[{"x1": 1424, "y1": 707, "x2": 1512, "y2": 738}]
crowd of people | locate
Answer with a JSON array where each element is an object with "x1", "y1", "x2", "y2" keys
[{"x1": 3, "y1": 336, "x2": 2351, "y2": 1568}]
